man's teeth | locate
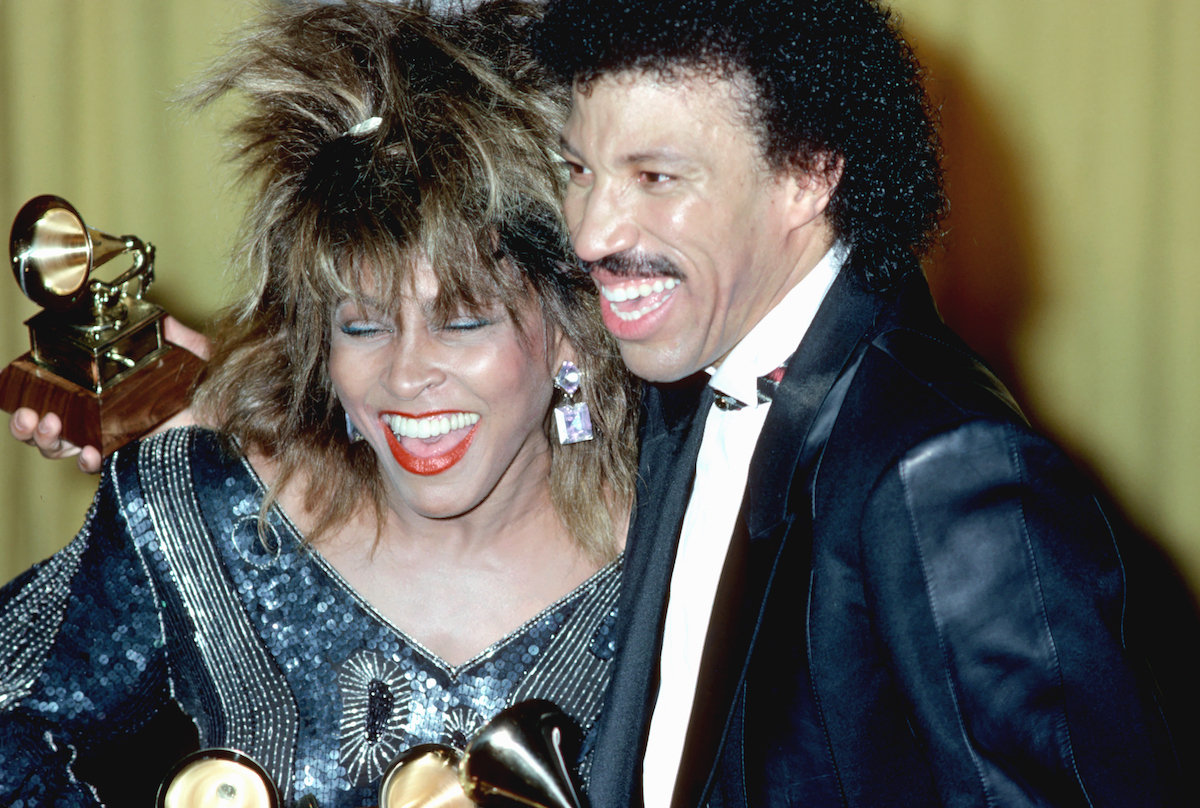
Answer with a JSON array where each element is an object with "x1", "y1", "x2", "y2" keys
[
  {"x1": 601, "y1": 277, "x2": 678, "y2": 303},
  {"x1": 601, "y1": 278, "x2": 679, "y2": 322},
  {"x1": 384, "y1": 412, "x2": 480, "y2": 439}
]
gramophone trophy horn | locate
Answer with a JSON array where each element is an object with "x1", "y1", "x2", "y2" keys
[
  {"x1": 0, "y1": 195, "x2": 205, "y2": 454},
  {"x1": 375, "y1": 700, "x2": 588, "y2": 808},
  {"x1": 459, "y1": 700, "x2": 587, "y2": 808}
]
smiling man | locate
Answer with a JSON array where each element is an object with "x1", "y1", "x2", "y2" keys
[
  {"x1": 535, "y1": 1, "x2": 1184, "y2": 807},
  {"x1": 558, "y1": 72, "x2": 834, "y2": 382}
]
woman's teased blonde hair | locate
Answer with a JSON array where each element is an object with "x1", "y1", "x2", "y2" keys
[{"x1": 189, "y1": 0, "x2": 638, "y2": 560}]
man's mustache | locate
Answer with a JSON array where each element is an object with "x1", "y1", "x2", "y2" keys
[{"x1": 583, "y1": 251, "x2": 685, "y2": 281}]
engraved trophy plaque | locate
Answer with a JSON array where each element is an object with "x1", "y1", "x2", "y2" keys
[{"x1": 0, "y1": 195, "x2": 205, "y2": 455}]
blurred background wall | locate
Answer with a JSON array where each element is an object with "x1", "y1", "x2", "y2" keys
[
  {"x1": 1, "y1": 0, "x2": 250, "y2": 579},
  {"x1": 2, "y1": 1, "x2": 1199, "y2": 613}
]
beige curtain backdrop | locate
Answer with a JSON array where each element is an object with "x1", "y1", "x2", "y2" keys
[
  {"x1": 0, "y1": 0, "x2": 250, "y2": 577},
  {"x1": 2, "y1": 1, "x2": 1199, "y2": 607}
]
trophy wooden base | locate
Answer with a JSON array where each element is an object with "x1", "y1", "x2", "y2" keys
[{"x1": 0, "y1": 347, "x2": 206, "y2": 456}]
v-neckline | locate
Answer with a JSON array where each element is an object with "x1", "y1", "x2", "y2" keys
[{"x1": 235, "y1": 451, "x2": 622, "y2": 676}]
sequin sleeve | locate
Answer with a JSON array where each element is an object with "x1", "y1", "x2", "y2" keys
[{"x1": 0, "y1": 447, "x2": 177, "y2": 807}]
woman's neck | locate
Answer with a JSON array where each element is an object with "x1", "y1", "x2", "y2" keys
[{"x1": 247, "y1": 448, "x2": 608, "y2": 666}]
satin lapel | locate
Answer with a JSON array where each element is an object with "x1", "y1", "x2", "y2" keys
[
  {"x1": 746, "y1": 274, "x2": 884, "y2": 536},
  {"x1": 671, "y1": 273, "x2": 884, "y2": 808},
  {"x1": 587, "y1": 377, "x2": 713, "y2": 808}
]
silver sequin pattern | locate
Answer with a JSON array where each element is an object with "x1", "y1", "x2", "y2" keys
[{"x1": 0, "y1": 428, "x2": 622, "y2": 808}]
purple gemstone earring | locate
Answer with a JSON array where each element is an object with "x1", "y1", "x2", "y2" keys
[{"x1": 553, "y1": 360, "x2": 594, "y2": 445}]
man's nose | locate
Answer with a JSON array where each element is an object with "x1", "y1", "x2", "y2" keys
[{"x1": 568, "y1": 182, "x2": 639, "y2": 264}]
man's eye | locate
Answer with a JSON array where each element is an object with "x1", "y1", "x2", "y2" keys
[
  {"x1": 640, "y1": 171, "x2": 672, "y2": 184},
  {"x1": 562, "y1": 159, "x2": 591, "y2": 179}
]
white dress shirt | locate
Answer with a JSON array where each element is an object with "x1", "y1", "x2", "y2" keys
[{"x1": 642, "y1": 244, "x2": 844, "y2": 808}]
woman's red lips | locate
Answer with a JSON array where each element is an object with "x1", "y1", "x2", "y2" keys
[{"x1": 382, "y1": 419, "x2": 479, "y2": 475}]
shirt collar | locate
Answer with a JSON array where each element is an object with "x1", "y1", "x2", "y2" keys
[{"x1": 706, "y1": 242, "x2": 845, "y2": 408}]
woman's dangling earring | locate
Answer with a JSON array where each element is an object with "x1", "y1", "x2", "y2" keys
[
  {"x1": 346, "y1": 412, "x2": 364, "y2": 443},
  {"x1": 552, "y1": 360, "x2": 594, "y2": 444}
]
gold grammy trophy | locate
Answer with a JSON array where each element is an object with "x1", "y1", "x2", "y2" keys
[
  {"x1": 0, "y1": 195, "x2": 205, "y2": 454},
  {"x1": 378, "y1": 700, "x2": 588, "y2": 808},
  {"x1": 158, "y1": 749, "x2": 281, "y2": 808},
  {"x1": 155, "y1": 701, "x2": 588, "y2": 808},
  {"x1": 458, "y1": 700, "x2": 586, "y2": 808}
]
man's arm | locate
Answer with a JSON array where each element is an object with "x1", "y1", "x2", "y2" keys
[
  {"x1": 7, "y1": 316, "x2": 209, "y2": 473},
  {"x1": 865, "y1": 419, "x2": 1182, "y2": 806}
]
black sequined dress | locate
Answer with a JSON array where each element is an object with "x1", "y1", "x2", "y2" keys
[{"x1": 0, "y1": 427, "x2": 621, "y2": 807}]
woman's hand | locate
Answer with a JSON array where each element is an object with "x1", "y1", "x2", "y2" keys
[{"x1": 7, "y1": 316, "x2": 211, "y2": 474}]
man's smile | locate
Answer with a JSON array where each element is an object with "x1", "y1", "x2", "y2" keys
[{"x1": 599, "y1": 276, "x2": 680, "y2": 321}]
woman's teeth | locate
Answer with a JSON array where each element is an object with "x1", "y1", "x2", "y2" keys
[
  {"x1": 601, "y1": 277, "x2": 679, "y2": 303},
  {"x1": 384, "y1": 412, "x2": 480, "y2": 439}
]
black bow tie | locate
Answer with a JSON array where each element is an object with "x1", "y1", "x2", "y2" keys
[{"x1": 712, "y1": 361, "x2": 789, "y2": 411}]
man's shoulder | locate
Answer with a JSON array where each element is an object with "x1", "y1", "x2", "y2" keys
[
  {"x1": 864, "y1": 324, "x2": 1024, "y2": 425},
  {"x1": 842, "y1": 272, "x2": 1026, "y2": 430},
  {"x1": 812, "y1": 279, "x2": 1036, "y2": 489}
]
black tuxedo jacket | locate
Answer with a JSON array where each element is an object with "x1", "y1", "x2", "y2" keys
[{"x1": 585, "y1": 272, "x2": 1183, "y2": 808}]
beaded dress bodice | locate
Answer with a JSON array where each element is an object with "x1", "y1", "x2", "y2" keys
[{"x1": 0, "y1": 428, "x2": 621, "y2": 808}]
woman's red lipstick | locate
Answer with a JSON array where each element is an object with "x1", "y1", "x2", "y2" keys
[{"x1": 382, "y1": 414, "x2": 479, "y2": 475}]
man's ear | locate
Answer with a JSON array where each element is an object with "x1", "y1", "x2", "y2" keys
[{"x1": 780, "y1": 153, "x2": 843, "y2": 229}]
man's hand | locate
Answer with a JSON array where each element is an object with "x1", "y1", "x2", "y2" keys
[
  {"x1": 7, "y1": 316, "x2": 210, "y2": 474},
  {"x1": 9, "y1": 408, "x2": 101, "y2": 472},
  {"x1": 164, "y1": 315, "x2": 212, "y2": 361}
]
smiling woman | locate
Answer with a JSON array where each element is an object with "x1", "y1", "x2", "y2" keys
[
  {"x1": 0, "y1": 2, "x2": 639, "y2": 806},
  {"x1": 329, "y1": 266, "x2": 564, "y2": 515}
]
